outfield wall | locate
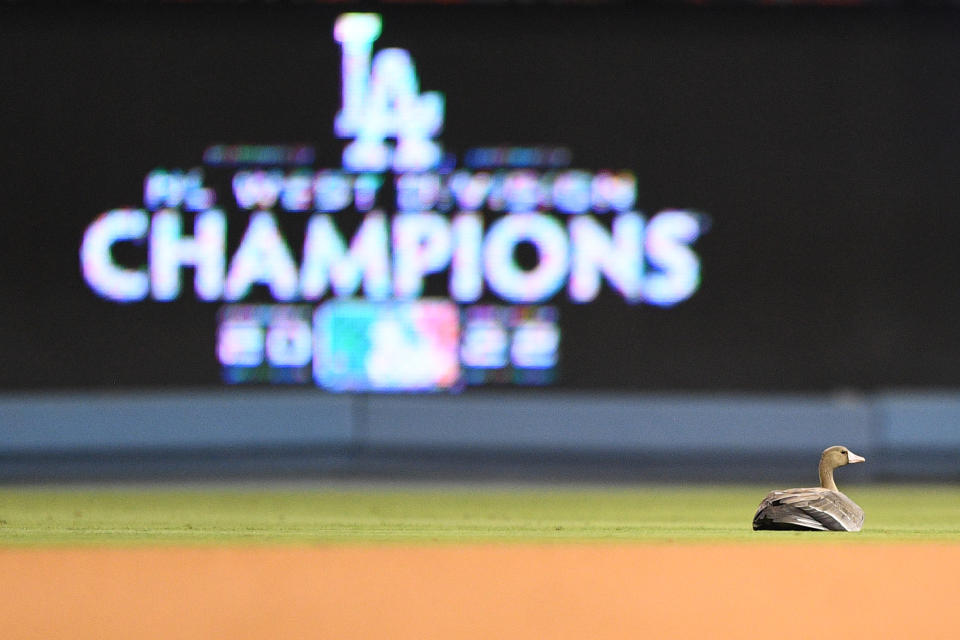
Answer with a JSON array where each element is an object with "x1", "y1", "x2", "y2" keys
[{"x1": 0, "y1": 390, "x2": 954, "y2": 482}]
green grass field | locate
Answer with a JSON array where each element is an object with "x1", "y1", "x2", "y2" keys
[{"x1": 0, "y1": 484, "x2": 958, "y2": 545}]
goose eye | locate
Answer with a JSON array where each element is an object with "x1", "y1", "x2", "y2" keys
[{"x1": 841, "y1": 450, "x2": 848, "y2": 455}]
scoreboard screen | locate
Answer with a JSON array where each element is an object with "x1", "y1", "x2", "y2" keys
[{"x1": 3, "y1": 5, "x2": 960, "y2": 391}]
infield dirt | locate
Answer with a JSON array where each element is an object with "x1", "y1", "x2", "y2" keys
[{"x1": 1, "y1": 544, "x2": 956, "y2": 639}]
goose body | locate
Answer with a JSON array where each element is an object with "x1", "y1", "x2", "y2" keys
[
  {"x1": 752, "y1": 487, "x2": 864, "y2": 531},
  {"x1": 752, "y1": 446, "x2": 865, "y2": 532}
]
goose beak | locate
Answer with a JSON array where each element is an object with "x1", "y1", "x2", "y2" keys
[{"x1": 848, "y1": 451, "x2": 865, "y2": 464}]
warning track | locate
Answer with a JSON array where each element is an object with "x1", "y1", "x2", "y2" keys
[{"x1": 1, "y1": 544, "x2": 958, "y2": 640}]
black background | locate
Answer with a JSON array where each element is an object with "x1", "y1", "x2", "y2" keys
[{"x1": 3, "y1": 4, "x2": 960, "y2": 391}]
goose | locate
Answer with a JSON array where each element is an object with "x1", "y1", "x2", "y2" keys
[{"x1": 752, "y1": 445, "x2": 866, "y2": 532}]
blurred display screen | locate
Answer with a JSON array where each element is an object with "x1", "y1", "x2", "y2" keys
[{"x1": 3, "y1": 5, "x2": 960, "y2": 391}]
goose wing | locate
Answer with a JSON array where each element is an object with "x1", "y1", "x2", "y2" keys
[{"x1": 753, "y1": 488, "x2": 864, "y2": 532}]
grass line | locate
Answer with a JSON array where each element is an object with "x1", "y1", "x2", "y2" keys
[{"x1": 0, "y1": 485, "x2": 958, "y2": 545}]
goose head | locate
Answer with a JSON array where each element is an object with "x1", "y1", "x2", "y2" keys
[
  {"x1": 818, "y1": 445, "x2": 865, "y2": 491},
  {"x1": 821, "y1": 445, "x2": 866, "y2": 469}
]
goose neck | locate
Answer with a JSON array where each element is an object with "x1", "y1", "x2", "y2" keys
[{"x1": 819, "y1": 460, "x2": 838, "y2": 492}]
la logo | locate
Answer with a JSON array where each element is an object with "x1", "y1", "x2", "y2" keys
[{"x1": 334, "y1": 13, "x2": 445, "y2": 173}]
